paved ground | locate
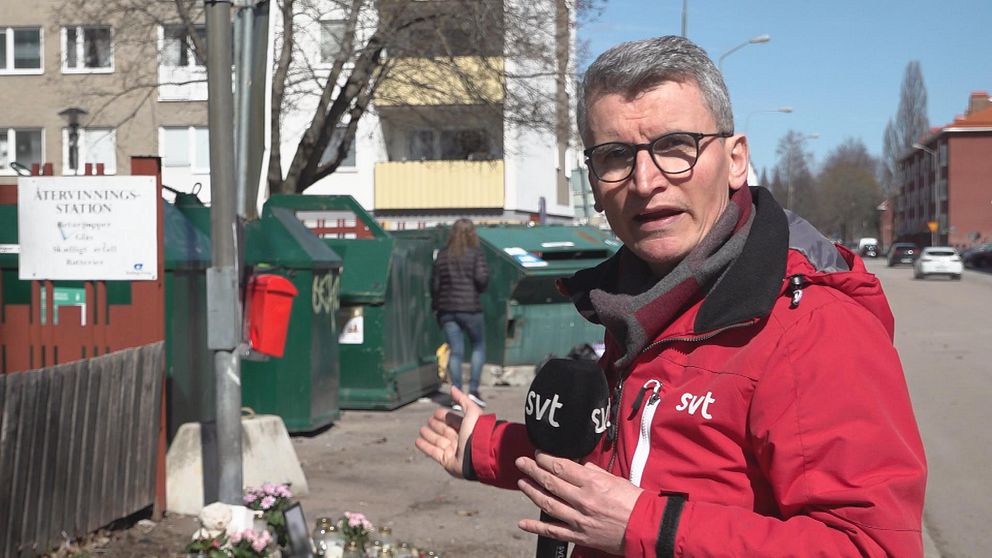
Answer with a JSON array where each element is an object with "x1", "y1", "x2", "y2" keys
[{"x1": 78, "y1": 384, "x2": 538, "y2": 557}]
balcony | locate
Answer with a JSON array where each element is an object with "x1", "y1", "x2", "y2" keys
[
  {"x1": 374, "y1": 160, "x2": 504, "y2": 210},
  {"x1": 375, "y1": 56, "x2": 504, "y2": 107}
]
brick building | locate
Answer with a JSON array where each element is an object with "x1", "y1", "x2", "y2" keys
[{"x1": 894, "y1": 91, "x2": 992, "y2": 248}]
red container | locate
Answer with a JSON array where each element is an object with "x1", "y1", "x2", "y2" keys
[{"x1": 244, "y1": 274, "x2": 299, "y2": 358}]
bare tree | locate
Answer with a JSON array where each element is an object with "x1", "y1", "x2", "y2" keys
[
  {"x1": 813, "y1": 138, "x2": 883, "y2": 244},
  {"x1": 772, "y1": 130, "x2": 817, "y2": 218},
  {"x1": 51, "y1": 0, "x2": 606, "y2": 198},
  {"x1": 880, "y1": 61, "x2": 929, "y2": 194}
]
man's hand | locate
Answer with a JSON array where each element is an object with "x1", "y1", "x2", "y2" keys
[
  {"x1": 415, "y1": 386, "x2": 482, "y2": 478},
  {"x1": 515, "y1": 452, "x2": 643, "y2": 555}
]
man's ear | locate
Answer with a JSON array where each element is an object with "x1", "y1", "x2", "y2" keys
[
  {"x1": 590, "y1": 180, "x2": 604, "y2": 212},
  {"x1": 727, "y1": 134, "x2": 749, "y2": 191}
]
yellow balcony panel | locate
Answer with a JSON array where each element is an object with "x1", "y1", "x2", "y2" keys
[
  {"x1": 375, "y1": 56, "x2": 504, "y2": 106},
  {"x1": 375, "y1": 160, "x2": 504, "y2": 210}
]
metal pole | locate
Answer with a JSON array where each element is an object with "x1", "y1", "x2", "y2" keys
[
  {"x1": 930, "y1": 150, "x2": 941, "y2": 246},
  {"x1": 235, "y1": 1, "x2": 255, "y2": 218},
  {"x1": 206, "y1": 0, "x2": 243, "y2": 505},
  {"x1": 681, "y1": 0, "x2": 688, "y2": 37},
  {"x1": 913, "y1": 143, "x2": 939, "y2": 246}
]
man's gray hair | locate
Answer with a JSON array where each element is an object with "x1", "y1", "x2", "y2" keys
[{"x1": 577, "y1": 36, "x2": 734, "y2": 146}]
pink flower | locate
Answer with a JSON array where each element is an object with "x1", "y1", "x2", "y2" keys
[
  {"x1": 260, "y1": 495, "x2": 276, "y2": 509},
  {"x1": 276, "y1": 485, "x2": 293, "y2": 498},
  {"x1": 243, "y1": 493, "x2": 257, "y2": 505},
  {"x1": 252, "y1": 529, "x2": 272, "y2": 552},
  {"x1": 229, "y1": 531, "x2": 243, "y2": 544},
  {"x1": 262, "y1": 482, "x2": 277, "y2": 494}
]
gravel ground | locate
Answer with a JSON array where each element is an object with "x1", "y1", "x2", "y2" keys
[{"x1": 61, "y1": 384, "x2": 537, "y2": 557}]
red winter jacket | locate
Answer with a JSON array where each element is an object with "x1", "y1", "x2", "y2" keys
[{"x1": 467, "y1": 188, "x2": 926, "y2": 557}]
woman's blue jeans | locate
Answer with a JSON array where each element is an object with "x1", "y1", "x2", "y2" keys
[{"x1": 439, "y1": 312, "x2": 486, "y2": 393}]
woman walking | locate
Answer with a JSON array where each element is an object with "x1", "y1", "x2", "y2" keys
[{"x1": 431, "y1": 218, "x2": 489, "y2": 409}]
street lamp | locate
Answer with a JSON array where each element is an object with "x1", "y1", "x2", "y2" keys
[
  {"x1": 912, "y1": 142, "x2": 940, "y2": 246},
  {"x1": 58, "y1": 107, "x2": 88, "y2": 175},
  {"x1": 718, "y1": 34, "x2": 771, "y2": 72},
  {"x1": 744, "y1": 106, "x2": 792, "y2": 134}
]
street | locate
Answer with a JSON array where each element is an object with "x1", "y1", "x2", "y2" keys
[{"x1": 867, "y1": 259, "x2": 992, "y2": 558}]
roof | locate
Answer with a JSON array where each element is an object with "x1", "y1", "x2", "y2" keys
[{"x1": 947, "y1": 104, "x2": 992, "y2": 128}]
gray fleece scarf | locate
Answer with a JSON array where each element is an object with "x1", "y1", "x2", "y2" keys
[{"x1": 572, "y1": 185, "x2": 755, "y2": 370}]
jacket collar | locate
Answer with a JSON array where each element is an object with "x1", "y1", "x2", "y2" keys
[
  {"x1": 560, "y1": 186, "x2": 789, "y2": 337},
  {"x1": 694, "y1": 186, "x2": 789, "y2": 332}
]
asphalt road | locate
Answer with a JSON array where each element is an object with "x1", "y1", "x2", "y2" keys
[{"x1": 867, "y1": 259, "x2": 992, "y2": 558}]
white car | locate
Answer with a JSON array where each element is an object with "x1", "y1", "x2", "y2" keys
[{"x1": 913, "y1": 247, "x2": 963, "y2": 280}]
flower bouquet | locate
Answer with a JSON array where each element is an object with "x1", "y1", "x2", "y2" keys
[
  {"x1": 244, "y1": 483, "x2": 295, "y2": 548},
  {"x1": 185, "y1": 530, "x2": 228, "y2": 558},
  {"x1": 227, "y1": 528, "x2": 274, "y2": 558},
  {"x1": 338, "y1": 511, "x2": 373, "y2": 549}
]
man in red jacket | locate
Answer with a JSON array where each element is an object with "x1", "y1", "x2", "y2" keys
[{"x1": 416, "y1": 35, "x2": 927, "y2": 557}]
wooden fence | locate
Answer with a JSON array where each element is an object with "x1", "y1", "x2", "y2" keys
[
  {"x1": 0, "y1": 342, "x2": 164, "y2": 557},
  {"x1": 0, "y1": 157, "x2": 167, "y2": 556}
]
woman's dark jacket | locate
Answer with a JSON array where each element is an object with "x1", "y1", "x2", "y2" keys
[{"x1": 431, "y1": 246, "x2": 489, "y2": 313}]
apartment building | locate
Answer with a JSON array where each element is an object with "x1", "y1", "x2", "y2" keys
[
  {"x1": 0, "y1": 0, "x2": 210, "y2": 198},
  {"x1": 2, "y1": 0, "x2": 580, "y2": 226},
  {"x1": 281, "y1": 0, "x2": 580, "y2": 228},
  {"x1": 894, "y1": 91, "x2": 992, "y2": 248}
]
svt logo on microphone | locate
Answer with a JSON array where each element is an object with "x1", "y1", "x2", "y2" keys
[
  {"x1": 526, "y1": 391, "x2": 564, "y2": 427},
  {"x1": 526, "y1": 390, "x2": 611, "y2": 433}
]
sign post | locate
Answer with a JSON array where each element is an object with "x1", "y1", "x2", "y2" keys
[{"x1": 927, "y1": 220, "x2": 938, "y2": 246}]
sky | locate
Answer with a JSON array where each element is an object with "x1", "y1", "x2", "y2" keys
[{"x1": 577, "y1": 0, "x2": 992, "y2": 178}]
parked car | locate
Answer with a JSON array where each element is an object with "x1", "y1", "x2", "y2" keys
[
  {"x1": 962, "y1": 243, "x2": 992, "y2": 269},
  {"x1": 887, "y1": 242, "x2": 919, "y2": 267},
  {"x1": 913, "y1": 247, "x2": 963, "y2": 280},
  {"x1": 860, "y1": 243, "x2": 879, "y2": 258}
]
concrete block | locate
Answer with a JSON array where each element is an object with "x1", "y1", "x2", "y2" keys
[{"x1": 167, "y1": 415, "x2": 309, "y2": 516}]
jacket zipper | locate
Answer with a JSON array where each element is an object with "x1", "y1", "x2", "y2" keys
[
  {"x1": 606, "y1": 319, "x2": 758, "y2": 474},
  {"x1": 628, "y1": 379, "x2": 662, "y2": 487}
]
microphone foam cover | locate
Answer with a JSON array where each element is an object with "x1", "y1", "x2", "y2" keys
[{"x1": 524, "y1": 358, "x2": 609, "y2": 459}]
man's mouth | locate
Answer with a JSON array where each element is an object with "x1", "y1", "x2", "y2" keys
[{"x1": 635, "y1": 208, "x2": 683, "y2": 224}]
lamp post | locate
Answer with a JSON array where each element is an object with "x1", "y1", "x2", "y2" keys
[
  {"x1": 785, "y1": 133, "x2": 820, "y2": 212},
  {"x1": 58, "y1": 107, "x2": 88, "y2": 175},
  {"x1": 912, "y1": 142, "x2": 940, "y2": 246},
  {"x1": 743, "y1": 106, "x2": 792, "y2": 134},
  {"x1": 718, "y1": 34, "x2": 771, "y2": 72}
]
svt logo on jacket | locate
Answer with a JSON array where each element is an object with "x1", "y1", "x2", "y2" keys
[{"x1": 674, "y1": 391, "x2": 716, "y2": 420}]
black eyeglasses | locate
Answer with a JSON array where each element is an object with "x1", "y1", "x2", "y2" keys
[{"x1": 583, "y1": 131, "x2": 733, "y2": 183}]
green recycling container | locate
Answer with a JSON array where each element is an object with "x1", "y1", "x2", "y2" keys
[
  {"x1": 263, "y1": 195, "x2": 441, "y2": 410},
  {"x1": 241, "y1": 206, "x2": 343, "y2": 431},
  {"x1": 474, "y1": 224, "x2": 620, "y2": 366},
  {"x1": 165, "y1": 201, "x2": 344, "y2": 434},
  {"x1": 163, "y1": 200, "x2": 213, "y2": 439}
]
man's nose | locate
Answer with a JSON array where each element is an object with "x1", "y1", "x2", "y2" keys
[{"x1": 629, "y1": 149, "x2": 668, "y2": 197}]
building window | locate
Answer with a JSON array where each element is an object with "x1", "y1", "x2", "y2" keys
[
  {"x1": 320, "y1": 20, "x2": 346, "y2": 64},
  {"x1": 0, "y1": 27, "x2": 43, "y2": 72},
  {"x1": 161, "y1": 24, "x2": 205, "y2": 67},
  {"x1": 441, "y1": 129, "x2": 489, "y2": 160},
  {"x1": 407, "y1": 128, "x2": 491, "y2": 161},
  {"x1": 0, "y1": 128, "x2": 44, "y2": 173},
  {"x1": 409, "y1": 130, "x2": 435, "y2": 161},
  {"x1": 62, "y1": 128, "x2": 117, "y2": 174},
  {"x1": 63, "y1": 26, "x2": 113, "y2": 71},
  {"x1": 320, "y1": 126, "x2": 357, "y2": 168},
  {"x1": 160, "y1": 126, "x2": 210, "y2": 172}
]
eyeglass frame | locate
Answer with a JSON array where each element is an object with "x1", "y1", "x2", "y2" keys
[{"x1": 583, "y1": 131, "x2": 734, "y2": 183}]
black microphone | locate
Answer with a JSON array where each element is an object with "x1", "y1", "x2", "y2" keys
[{"x1": 524, "y1": 358, "x2": 610, "y2": 558}]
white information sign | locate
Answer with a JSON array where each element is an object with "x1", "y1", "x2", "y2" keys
[
  {"x1": 339, "y1": 315, "x2": 364, "y2": 344},
  {"x1": 18, "y1": 176, "x2": 158, "y2": 281}
]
